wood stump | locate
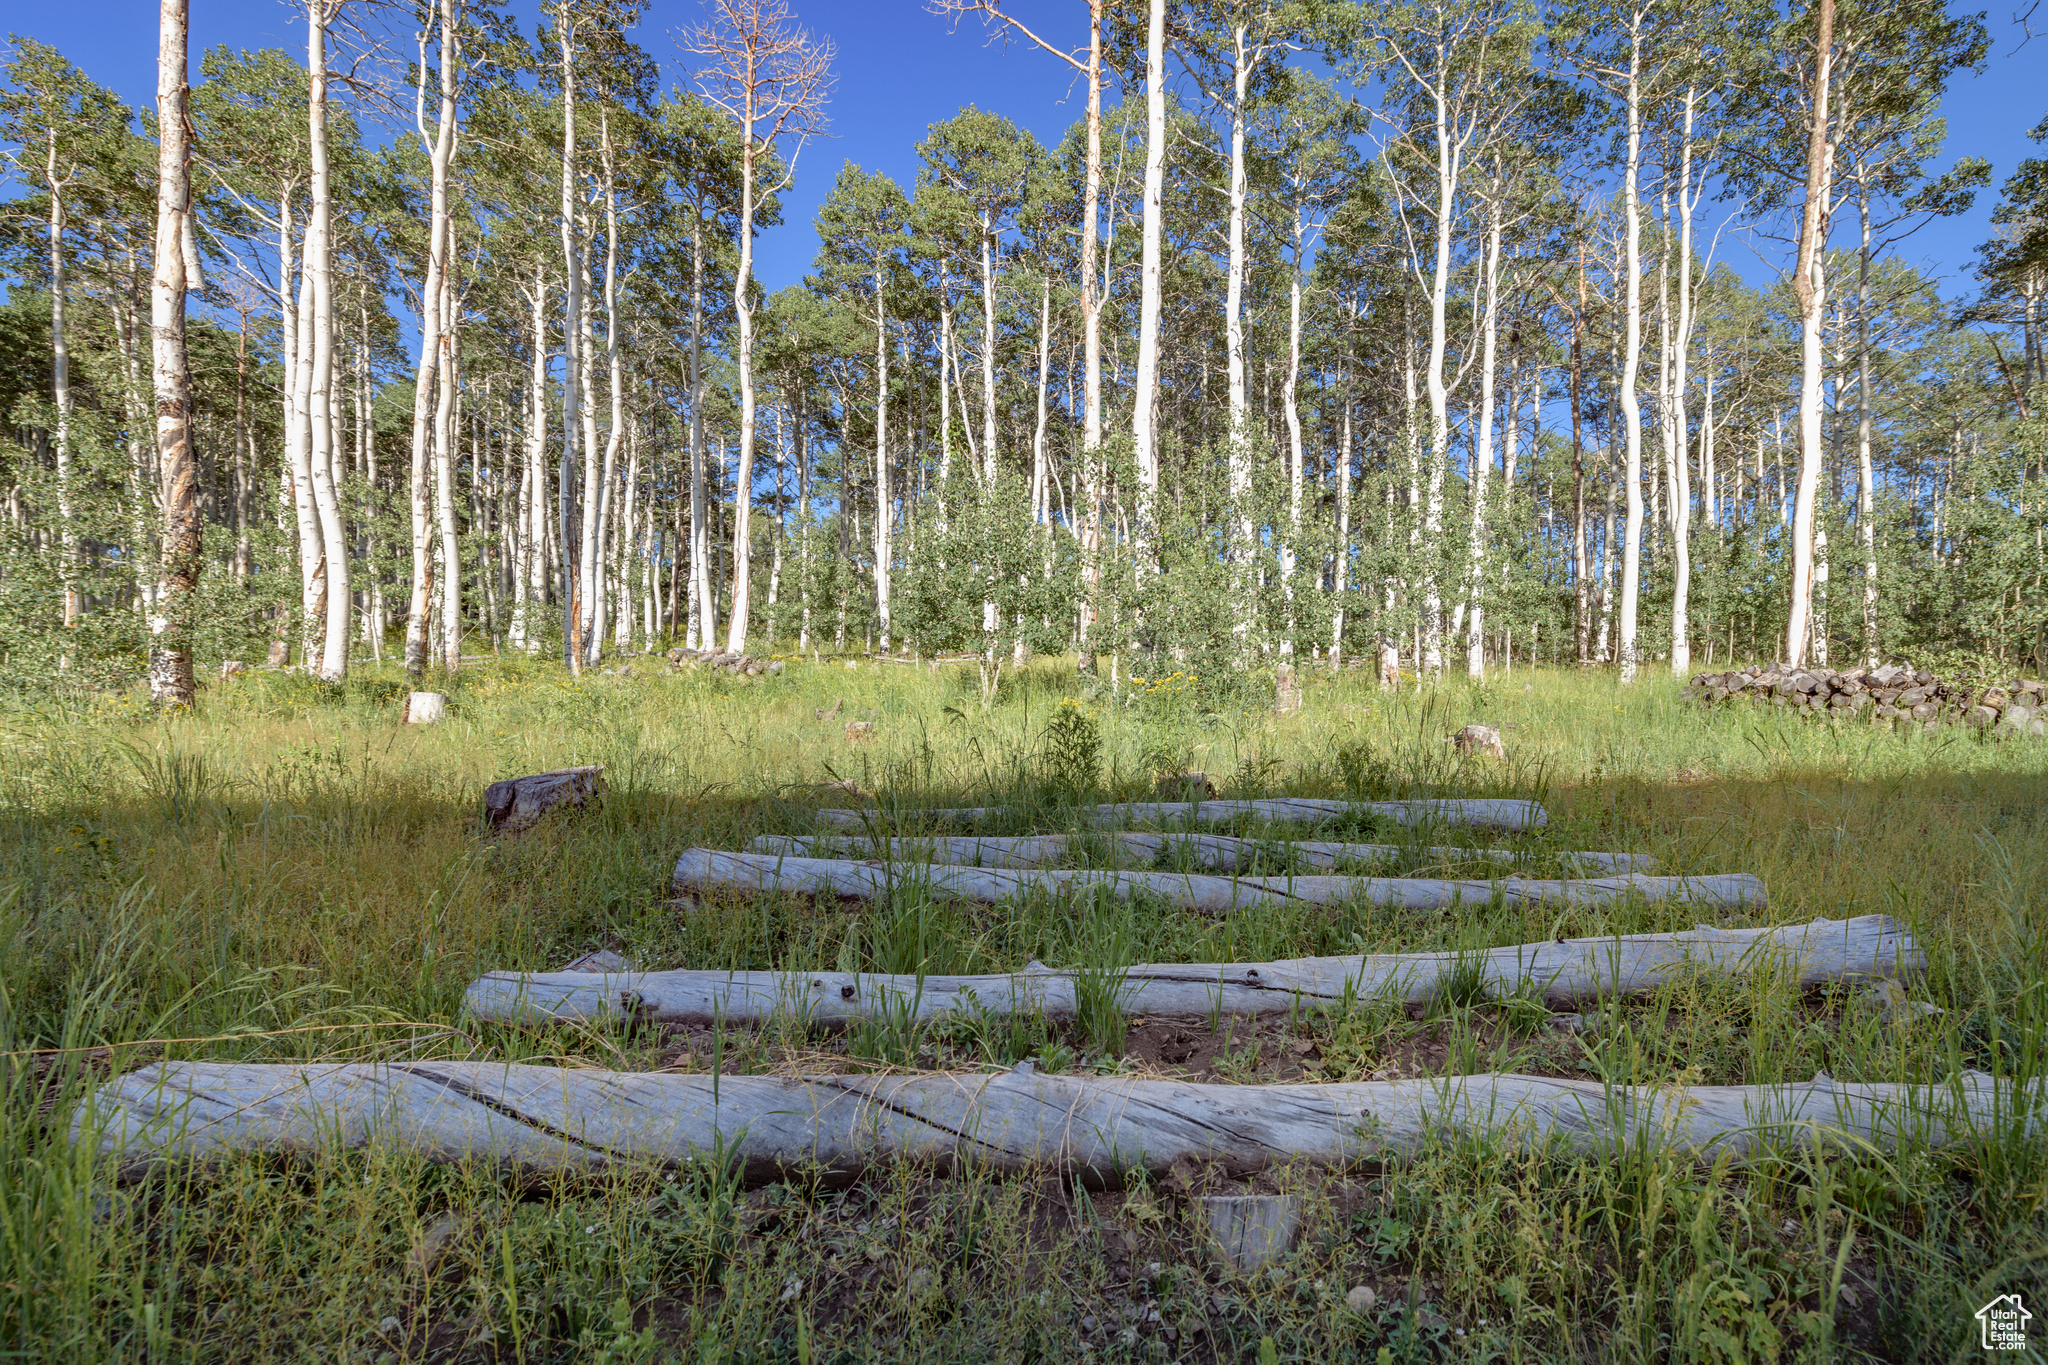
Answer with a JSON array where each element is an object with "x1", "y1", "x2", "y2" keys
[
  {"x1": 403, "y1": 692, "x2": 447, "y2": 725},
  {"x1": 1275, "y1": 665, "x2": 1302, "y2": 715},
  {"x1": 1200, "y1": 1195, "x2": 1300, "y2": 1273},
  {"x1": 1454, "y1": 724, "x2": 1505, "y2": 758},
  {"x1": 845, "y1": 721, "x2": 875, "y2": 744},
  {"x1": 482, "y1": 766, "x2": 605, "y2": 835},
  {"x1": 1155, "y1": 771, "x2": 1216, "y2": 800}
]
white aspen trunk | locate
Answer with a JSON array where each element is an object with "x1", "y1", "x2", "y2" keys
[
  {"x1": 1464, "y1": 179, "x2": 1503, "y2": 681},
  {"x1": 1280, "y1": 205, "x2": 1306, "y2": 658},
  {"x1": 1669, "y1": 89, "x2": 1698, "y2": 678},
  {"x1": 724, "y1": 83, "x2": 765, "y2": 654},
  {"x1": 978, "y1": 215, "x2": 999, "y2": 485},
  {"x1": 555, "y1": 7, "x2": 583, "y2": 674},
  {"x1": 1419, "y1": 63, "x2": 1462, "y2": 679},
  {"x1": 304, "y1": 1, "x2": 348, "y2": 683},
  {"x1": 574, "y1": 220, "x2": 602, "y2": 658},
  {"x1": 687, "y1": 217, "x2": 713, "y2": 649},
  {"x1": 286, "y1": 193, "x2": 324, "y2": 668},
  {"x1": 1787, "y1": 0, "x2": 1835, "y2": 668},
  {"x1": 1130, "y1": 0, "x2": 1166, "y2": 556},
  {"x1": 1332, "y1": 338, "x2": 1354, "y2": 668},
  {"x1": 405, "y1": 1, "x2": 460, "y2": 675},
  {"x1": 874, "y1": 256, "x2": 892, "y2": 652},
  {"x1": 433, "y1": 267, "x2": 462, "y2": 671},
  {"x1": 46, "y1": 134, "x2": 80, "y2": 629},
  {"x1": 1616, "y1": 25, "x2": 1644, "y2": 684},
  {"x1": 1224, "y1": 27, "x2": 1255, "y2": 648},
  {"x1": 619, "y1": 420, "x2": 640, "y2": 651},
  {"x1": 147, "y1": 0, "x2": 200, "y2": 706},
  {"x1": 1855, "y1": 173, "x2": 1878, "y2": 665},
  {"x1": 587, "y1": 115, "x2": 626, "y2": 666},
  {"x1": 1031, "y1": 272, "x2": 1052, "y2": 525}
]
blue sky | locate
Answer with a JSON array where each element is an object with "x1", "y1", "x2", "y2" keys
[{"x1": 9, "y1": 0, "x2": 2041, "y2": 300}]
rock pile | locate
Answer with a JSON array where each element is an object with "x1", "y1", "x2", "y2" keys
[
  {"x1": 1686, "y1": 663, "x2": 2047, "y2": 735},
  {"x1": 667, "y1": 647, "x2": 785, "y2": 679}
]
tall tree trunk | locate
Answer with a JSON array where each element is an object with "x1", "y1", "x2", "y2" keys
[
  {"x1": 1855, "y1": 169, "x2": 1879, "y2": 665},
  {"x1": 305, "y1": 0, "x2": 349, "y2": 682},
  {"x1": 1571, "y1": 247, "x2": 1589, "y2": 663},
  {"x1": 555, "y1": 5, "x2": 584, "y2": 675},
  {"x1": 406, "y1": 0, "x2": 460, "y2": 675},
  {"x1": 1668, "y1": 88, "x2": 1697, "y2": 678},
  {"x1": 1130, "y1": 0, "x2": 1166, "y2": 562},
  {"x1": 1616, "y1": 23, "x2": 1645, "y2": 684},
  {"x1": 724, "y1": 83, "x2": 767, "y2": 653},
  {"x1": 148, "y1": 0, "x2": 199, "y2": 707},
  {"x1": 434, "y1": 267, "x2": 463, "y2": 670},
  {"x1": 46, "y1": 132, "x2": 80, "y2": 629},
  {"x1": 1464, "y1": 178, "x2": 1503, "y2": 681},
  {"x1": 1280, "y1": 203, "x2": 1307, "y2": 658},
  {"x1": 874, "y1": 257, "x2": 892, "y2": 652},
  {"x1": 1224, "y1": 25, "x2": 1255, "y2": 649},
  {"x1": 687, "y1": 217, "x2": 712, "y2": 649},
  {"x1": 1786, "y1": 0, "x2": 1835, "y2": 668}
]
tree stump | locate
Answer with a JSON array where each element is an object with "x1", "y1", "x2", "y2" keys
[
  {"x1": 1200, "y1": 1194, "x2": 1300, "y2": 1273},
  {"x1": 845, "y1": 721, "x2": 876, "y2": 744},
  {"x1": 482, "y1": 766, "x2": 605, "y2": 835},
  {"x1": 1274, "y1": 665, "x2": 1302, "y2": 715},
  {"x1": 403, "y1": 692, "x2": 447, "y2": 725},
  {"x1": 1454, "y1": 724, "x2": 1505, "y2": 758},
  {"x1": 1155, "y1": 771, "x2": 1216, "y2": 800}
]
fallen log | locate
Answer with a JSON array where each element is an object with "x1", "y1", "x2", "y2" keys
[
  {"x1": 483, "y1": 766, "x2": 605, "y2": 835},
  {"x1": 815, "y1": 797, "x2": 1547, "y2": 834},
  {"x1": 83, "y1": 1061, "x2": 2029, "y2": 1183},
  {"x1": 462, "y1": 914, "x2": 1902, "y2": 1028},
  {"x1": 671, "y1": 849, "x2": 1759, "y2": 918},
  {"x1": 750, "y1": 833, "x2": 1655, "y2": 875}
]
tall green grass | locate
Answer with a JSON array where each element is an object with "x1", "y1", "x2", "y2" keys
[{"x1": 0, "y1": 656, "x2": 2041, "y2": 1360}]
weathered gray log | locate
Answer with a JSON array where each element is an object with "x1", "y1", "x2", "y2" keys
[
  {"x1": 815, "y1": 797, "x2": 1547, "y2": 833},
  {"x1": 462, "y1": 914, "x2": 1905, "y2": 1027},
  {"x1": 482, "y1": 766, "x2": 605, "y2": 834},
  {"x1": 672, "y1": 849, "x2": 1757, "y2": 917},
  {"x1": 751, "y1": 832, "x2": 1656, "y2": 875},
  {"x1": 82, "y1": 1061, "x2": 2030, "y2": 1182},
  {"x1": 1202, "y1": 1195, "x2": 1300, "y2": 1272}
]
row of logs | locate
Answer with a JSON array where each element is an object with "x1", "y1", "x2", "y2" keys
[
  {"x1": 665, "y1": 648, "x2": 786, "y2": 679},
  {"x1": 1686, "y1": 663, "x2": 2047, "y2": 735}
]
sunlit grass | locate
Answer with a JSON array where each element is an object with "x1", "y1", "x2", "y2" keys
[{"x1": 0, "y1": 654, "x2": 2042, "y2": 1360}]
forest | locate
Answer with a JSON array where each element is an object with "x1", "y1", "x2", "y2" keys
[{"x1": 0, "y1": 0, "x2": 2044, "y2": 702}]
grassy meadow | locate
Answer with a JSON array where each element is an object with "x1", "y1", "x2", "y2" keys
[{"x1": 1, "y1": 654, "x2": 2044, "y2": 1362}]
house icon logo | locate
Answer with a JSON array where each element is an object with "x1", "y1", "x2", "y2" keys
[{"x1": 1977, "y1": 1294, "x2": 2031, "y2": 1352}]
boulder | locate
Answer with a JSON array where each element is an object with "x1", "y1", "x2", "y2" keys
[{"x1": 482, "y1": 765, "x2": 606, "y2": 835}]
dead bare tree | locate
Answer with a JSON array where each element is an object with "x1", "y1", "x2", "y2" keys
[{"x1": 682, "y1": 0, "x2": 832, "y2": 653}]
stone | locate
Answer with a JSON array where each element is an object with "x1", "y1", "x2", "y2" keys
[
  {"x1": 2032, "y1": 719, "x2": 2047, "y2": 737},
  {"x1": 1453, "y1": 724, "x2": 1506, "y2": 758},
  {"x1": 1863, "y1": 978, "x2": 1944, "y2": 1027},
  {"x1": 845, "y1": 721, "x2": 876, "y2": 744},
  {"x1": 482, "y1": 765, "x2": 605, "y2": 835},
  {"x1": 1545, "y1": 1012, "x2": 1600, "y2": 1036},
  {"x1": 1274, "y1": 665, "x2": 1302, "y2": 716},
  {"x1": 403, "y1": 692, "x2": 447, "y2": 725},
  {"x1": 1199, "y1": 1194, "x2": 1299, "y2": 1273},
  {"x1": 1345, "y1": 1285, "x2": 1378, "y2": 1314}
]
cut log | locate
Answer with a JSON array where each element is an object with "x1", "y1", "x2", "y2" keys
[
  {"x1": 83, "y1": 1061, "x2": 2032, "y2": 1183},
  {"x1": 462, "y1": 914, "x2": 1905, "y2": 1028},
  {"x1": 815, "y1": 797, "x2": 1547, "y2": 834},
  {"x1": 673, "y1": 849, "x2": 1757, "y2": 918},
  {"x1": 482, "y1": 766, "x2": 605, "y2": 835},
  {"x1": 404, "y1": 692, "x2": 447, "y2": 725},
  {"x1": 750, "y1": 833, "x2": 1656, "y2": 875}
]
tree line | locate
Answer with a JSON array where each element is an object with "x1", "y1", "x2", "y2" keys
[{"x1": 1, "y1": 0, "x2": 2044, "y2": 705}]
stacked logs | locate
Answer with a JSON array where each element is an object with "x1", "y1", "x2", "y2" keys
[
  {"x1": 666, "y1": 647, "x2": 786, "y2": 679},
  {"x1": 1686, "y1": 663, "x2": 2047, "y2": 736}
]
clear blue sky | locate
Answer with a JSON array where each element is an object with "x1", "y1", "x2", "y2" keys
[{"x1": 8, "y1": 0, "x2": 2041, "y2": 300}]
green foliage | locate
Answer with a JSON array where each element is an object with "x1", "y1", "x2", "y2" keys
[{"x1": 1036, "y1": 699, "x2": 1101, "y2": 797}]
